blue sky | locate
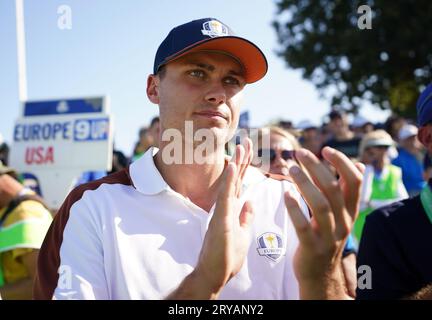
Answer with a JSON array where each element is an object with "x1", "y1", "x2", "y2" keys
[{"x1": 0, "y1": 0, "x2": 390, "y2": 155}]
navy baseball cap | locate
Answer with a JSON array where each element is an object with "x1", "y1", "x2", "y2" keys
[
  {"x1": 417, "y1": 83, "x2": 432, "y2": 126},
  {"x1": 153, "y1": 18, "x2": 268, "y2": 84}
]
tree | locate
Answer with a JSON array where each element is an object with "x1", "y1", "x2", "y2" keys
[{"x1": 273, "y1": 0, "x2": 432, "y2": 118}]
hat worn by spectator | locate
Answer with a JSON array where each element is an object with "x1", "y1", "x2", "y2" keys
[
  {"x1": 359, "y1": 130, "x2": 394, "y2": 157},
  {"x1": 417, "y1": 83, "x2": 432, "y2": 126},
  {"x1": 153, "y1": 18, "x2": 268, "y2": 84},
  {"x1": 398, "y1": 124, "x2": 418, "y2": 141}
]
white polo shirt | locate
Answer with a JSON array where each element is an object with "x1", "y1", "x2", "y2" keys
[{"x1": 34, "y1": 147, "x2": 309, "y2": 300}]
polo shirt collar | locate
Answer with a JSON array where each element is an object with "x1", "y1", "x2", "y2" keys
[{"x1": 129, "y1": 147, "x2": 168, "y2": 195}]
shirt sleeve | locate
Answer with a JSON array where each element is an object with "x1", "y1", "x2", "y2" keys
[{"x1": 53, "y1": 198, "x2": 109, "y2": 300}]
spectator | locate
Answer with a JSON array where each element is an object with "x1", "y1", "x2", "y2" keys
[
  {"x1": 351, "y1": 115, "x2": 374, "y2": 138},
  {"x1": 392, "y1": 124, "x2": 426, "y2": 197},
  {"x1": 108, "y1": 149, "x2": 128, "y2": 174},
  {"x1": 0, "y1": 162, "x2": 52, "y2": 299},
  {"x1": 296, "y1": 120, "x2": 322, "y2": 158},
  {"x1": 384, "y1": 115, "x2": 406, "y2": 143},
  {"x1": 0, "y1": 134, "x2": 9, "y2": 166},
  {"x1": 132, "y1": 127, "x2": 153, "y2": 162},
  {"x1": 148, "y1": 116, "x2": 160, "y2": 148},
  {"x1": 353, "y1": 130, "x2": 408, "y2": 243},
  {"x1": 323, "y1": 110, "x2": 361, "y2": 159}
]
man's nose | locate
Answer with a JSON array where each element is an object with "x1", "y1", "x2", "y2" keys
[{"x1": 205, "y1": 82, "x2": 227, "y2": 106}]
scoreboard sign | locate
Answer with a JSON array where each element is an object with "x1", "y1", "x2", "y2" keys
[{"x1": 10, "y1": 97, "x2": 113, "y2": 208}]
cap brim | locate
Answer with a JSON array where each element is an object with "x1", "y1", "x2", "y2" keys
[
  {"x1": 365, "y1": 139, "x2": 394, "y2": 148},
  {"x1": 161, "y1": 36, "x2": 268, "y2": 84}
]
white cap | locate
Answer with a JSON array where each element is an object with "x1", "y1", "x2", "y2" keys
[
  {"x1": 398, "y1": 124, "x2": 418, "y2": 141},
  {"x1": 352, "y1": 115, "x2": 371, "y2": 128},
  {"x1": 296, "y1": 120, "x2": 318, "y2": 130}
]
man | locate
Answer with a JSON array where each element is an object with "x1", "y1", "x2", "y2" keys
[
  {"x1": 392, "y1": 123, "x2": 426, "y2": 197},
  {"x1": 357, "y1": 83, "x2": 432, "y2": 299},
  {"x1": 0, "y1": 162, "x2": 52, "y2": 299},
  {"x1": 323, "y1": 110, "x2": 362, "y2": 159},
  {"x1": 34, "y1": 18, "x2": 362, "y2": 300}
]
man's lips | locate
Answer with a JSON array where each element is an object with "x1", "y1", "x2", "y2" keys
[{"x1": 194, "y1": 111, "x2": 227, "y2": 120}]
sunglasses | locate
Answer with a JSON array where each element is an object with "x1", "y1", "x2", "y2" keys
[{"x1": 258, "y1": 149, "x2": 296, "y2": 162}]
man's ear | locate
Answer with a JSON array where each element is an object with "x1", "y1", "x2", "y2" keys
[
  {"x1": 146, "y1": 75, "x2": 160, "y2": 104},
  {"x1": 418, "y1": 126, "x2": 432, "y2": 148}
]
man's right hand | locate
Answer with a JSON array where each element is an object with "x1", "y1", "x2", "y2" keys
[{"x1": 167, "y1": 139, "x2": 254, "y2": 299}]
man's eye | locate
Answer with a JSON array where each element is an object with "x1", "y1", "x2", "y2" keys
[
  {"x1": 189, "y1": 70, "x2": 206, "y2": 78},
  {"x1": 224, "y1": 76, "x2": 242, "y2": 86}
]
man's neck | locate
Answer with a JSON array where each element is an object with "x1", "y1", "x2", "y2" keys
[{"x1": 154, "y1": 144, "x2": 227, "y2": 213}]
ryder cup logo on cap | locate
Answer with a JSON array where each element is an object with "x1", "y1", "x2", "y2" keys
[
  {"x1": 153, "y1": 17, "x2": 268, "y2": 84},
  {"x1": 257, "y1": 232, "x2": 285, "y2": 262},
  {"x1": 201, "y1": 20, "x2": 229, "y2": 38}
]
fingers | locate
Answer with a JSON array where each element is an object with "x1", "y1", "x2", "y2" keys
[
  {"x1": 295, "y1": 148, "x2": 348, "y2": 239},
  {"x1": 214, "y1": 162, "x2": 237, "y2": 221},
  {"x1": 288, "y1": 164, "x2": 334, "y2": 241},
  {"x1": 284, "y1": 190, "x2": 314, "y2": 248},
  {"x1": 354, "y1": 161, "x2": 366, "y2": 174},
  {"x1": 238, "y1": 138, "x2": 252, "y2": 183},
  {"x1": 239, "y1": 200, "x2": 254, "y2": 229},
  {"x1": 231, "y1": 138, "x2": 252, "y2": 198},
  {"x1": 322, "y1": 147, "x2": 363, "y2": 221}
]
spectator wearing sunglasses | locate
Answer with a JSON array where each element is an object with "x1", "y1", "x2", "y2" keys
[
  {"x1": 252, "y1": 127, "x2": 300, "y2": 177},
  {"x1": 353, "y1": 130, "x2": 408, "y2": 243}
]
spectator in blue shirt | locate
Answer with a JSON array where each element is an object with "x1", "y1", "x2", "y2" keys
[{"x1": 392, "y1": 124, "x2": 426, "y2": 197}]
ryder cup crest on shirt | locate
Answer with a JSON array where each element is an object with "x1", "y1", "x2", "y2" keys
[
  {"x1": 201, "y1": 20, "x2": 229, "y2": 38},
  {"x1": 256, "y1": 232, "x2": 286, "y2": 262}
]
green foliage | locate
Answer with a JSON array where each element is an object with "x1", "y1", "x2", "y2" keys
[{"x1": 273, "y1": 0, "x2": 432, "y2": 118}]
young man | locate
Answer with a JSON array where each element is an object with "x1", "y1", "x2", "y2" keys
[
  {"x1": 34, "y1": 18, "x2": 363, "y2": 300},
  {"x1": 392, "y1": 123, "x2": 426, "y2": 197},
  {"x1": 357, "y1": 84, "x2": 432, "y2": 299}
]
